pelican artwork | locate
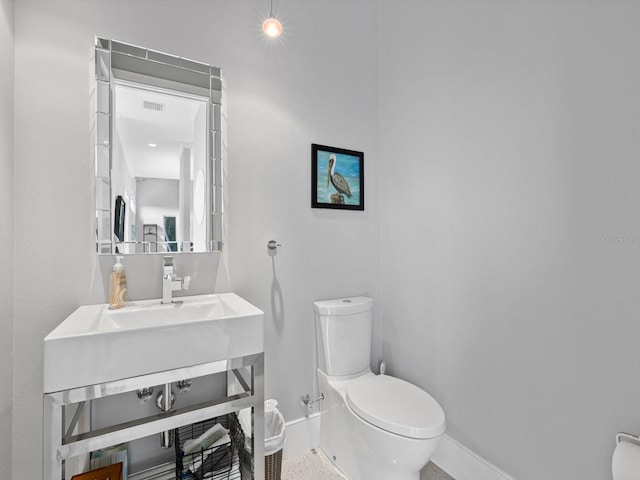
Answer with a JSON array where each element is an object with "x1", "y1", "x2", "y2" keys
[{"x1": 327, "y1": 154, "x2": 352, "y2": 201}]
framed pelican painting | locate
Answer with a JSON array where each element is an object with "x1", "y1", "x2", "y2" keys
[{"x1": 311, "y1": 144, "x2": 364, "y2": 210}]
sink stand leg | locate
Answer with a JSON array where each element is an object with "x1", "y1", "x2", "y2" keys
[
  {"x1": 252, "y1": 353, "x2": 265, "y2": 480},
  {"x1": 43, "y1": 393, "x2": 63, "y2": 479}
]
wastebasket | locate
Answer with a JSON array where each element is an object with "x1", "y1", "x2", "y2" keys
[{"x1": 238, "y1": 399, "x2": 286, "y2": 480}]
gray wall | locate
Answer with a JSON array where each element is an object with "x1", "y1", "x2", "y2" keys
[
  {"x1": 379, "y1": 2, "x2": 640, "y2": 479},
  {"x1": 13, "y1": 1, "x2": 379, "y2": 477},
  {"x1": 0, "y1": 0, "x2": 13, "y2": 477}
]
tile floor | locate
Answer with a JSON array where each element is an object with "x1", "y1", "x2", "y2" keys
[{"x1": 281, "y1": 449, "x2": 455, "y2": 480}]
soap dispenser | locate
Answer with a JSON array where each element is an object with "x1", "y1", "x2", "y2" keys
[{"x1": 109, "y1": 255, "x2": 128, "y2": 309}]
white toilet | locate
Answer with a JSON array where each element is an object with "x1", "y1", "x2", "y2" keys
[{"x1": 314, "y1": 296, "x2": 445, "y2": 480}]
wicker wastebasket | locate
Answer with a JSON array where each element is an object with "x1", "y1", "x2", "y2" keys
[
  {"x1": 238, "y1": 399, "x2": 286, "y2": 480},
  {"x1": 264, "y1": 448, "x2": 283, "y2": 480}
]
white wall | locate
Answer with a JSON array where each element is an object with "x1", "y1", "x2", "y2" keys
[
  {"x1": 379, "y1": 1, "x2": 640, "y2": 479},
  {"x1": 0, "y1": 0, "x2": 13, "y2": 477},
  {"x1": 13, "y1": 1, "x2": 379, "y2": 478},
  {"x1": 136, "y1": 177, "x2": 179, "y2": 246},
  {"x1": 112, "y1": 119, "x2": 136, "y2": 242}
]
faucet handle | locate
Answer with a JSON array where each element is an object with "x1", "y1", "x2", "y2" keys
[{"x1": 182, "y1": 276, "x2": 191, "y2": 290}]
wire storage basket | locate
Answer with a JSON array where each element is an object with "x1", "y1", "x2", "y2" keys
[{"x1": 174, "y1": 414, "x2": 244, "y2": 480}]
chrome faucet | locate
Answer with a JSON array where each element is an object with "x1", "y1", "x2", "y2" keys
[{"x1": 162, "y1": 256, "x2": 190, "y2": 304}]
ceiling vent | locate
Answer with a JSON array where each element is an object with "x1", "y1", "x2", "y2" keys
[{"x1": 143, "y1": 101, "x2": 164, "y2": 112}]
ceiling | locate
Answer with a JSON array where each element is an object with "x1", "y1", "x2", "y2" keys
[{"x1": 114, "y1": 84, "x2": 206, "y2": 180}]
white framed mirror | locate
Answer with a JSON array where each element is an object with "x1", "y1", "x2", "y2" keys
[{"x1": 94, "y1": 37, "x2": 223, "y2": 254}]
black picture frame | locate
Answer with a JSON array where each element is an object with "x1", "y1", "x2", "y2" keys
[
  {"x1": 114, "y1": 195, "x2": 125, "y2": 242},
  {"x1": 311, "y1": 144, "x2": 364, "y2": 210}
]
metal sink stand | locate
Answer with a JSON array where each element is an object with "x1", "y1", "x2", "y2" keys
[{"x1": 43, "y1": 353, "x2": 264, "y2": 479}]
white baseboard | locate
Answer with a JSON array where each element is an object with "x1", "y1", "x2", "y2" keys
[
  {"x1": 282, "y1": 415, "x2": 515, "y2": 480},
  {"x1": 282, "y1": 413, "x2": 321, "y2": 459},
  {"x1": 431, "y1": 434, "x2": 516, "y2": 480}
]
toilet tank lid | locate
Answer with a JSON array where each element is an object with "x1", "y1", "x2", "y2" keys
[{"x1": 314, "y1": 296, "x2": 373, "y2": 315}]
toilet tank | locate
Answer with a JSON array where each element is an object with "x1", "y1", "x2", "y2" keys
[{"x1": 314, "y1": 297, "x2": 373, "y2": 376}]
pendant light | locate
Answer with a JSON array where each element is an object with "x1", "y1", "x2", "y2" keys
[{"x1": 262, "y1": 0, "x2": 282, "y2": 38}]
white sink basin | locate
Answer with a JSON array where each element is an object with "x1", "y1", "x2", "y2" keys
[{"x1": 44, "y1": 293, "x2": 264, "y2": 393}]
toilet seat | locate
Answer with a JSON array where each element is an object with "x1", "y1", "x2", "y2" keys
[{"x1": 346, "y1": 375, "x2": 445, "y2": 439}]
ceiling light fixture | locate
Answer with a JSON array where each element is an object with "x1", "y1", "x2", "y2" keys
[
  {"x1": 148, "y1": 143, "x2": 157, "y2": 148},
  {"x1": 262, "y1": 0, "x2": 282, "y2": 39}
]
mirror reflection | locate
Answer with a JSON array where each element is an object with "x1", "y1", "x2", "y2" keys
[
  {"x1": 94, "y1": 38, "x2": 223, "y2": 254},
  {"x1": 113, "y1": 84, "x2": 207, "y2": 252}
]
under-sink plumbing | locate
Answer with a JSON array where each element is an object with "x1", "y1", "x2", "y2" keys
[
  {"x1": 300, "y1": 393, "x2": 324, "y2": 409},
  {"x1": 157, "y1": 384, "x2": 176, "y2": 448},
  {"x1": 136, "y1": 379, "x2": 192, "y2": 448},
  {"x1": 156, "y1": 384, "x2": 176, "y2": 412},
  {"x1": 136, "y1": 387, "x2": 154, "y2": 404},
  {"x1": 176, "y1": 379, "x2": 192, "y2": 393}
]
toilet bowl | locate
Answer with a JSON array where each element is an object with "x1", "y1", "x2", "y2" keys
[{"x1": 314, "y1": 297, "x2": 446, "y2": 480}]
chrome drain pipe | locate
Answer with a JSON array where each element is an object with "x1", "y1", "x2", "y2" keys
[{"x1": 157, "y1": 383, "x2": 175, "y2": 448}]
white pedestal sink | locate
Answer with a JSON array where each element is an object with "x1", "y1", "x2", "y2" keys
[
  {"x1": 44, "y1": 292, "x2": 264, "y2": 393},
  {"x1": 43, "y1": 292, "x2": 265, "y2": 480}
]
